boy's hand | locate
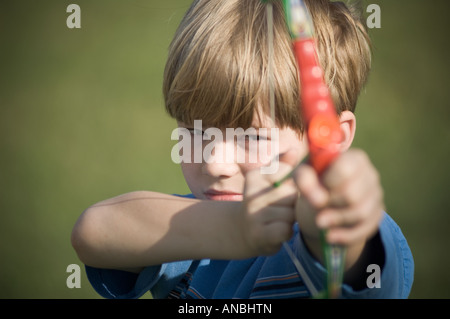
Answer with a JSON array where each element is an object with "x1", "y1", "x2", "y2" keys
[
  {"x1": 240, "y1": 155, "x2": 300, "y2": 256},
  {"x1": 295, "y1": 149, "x2": 384, "y2": 249}
]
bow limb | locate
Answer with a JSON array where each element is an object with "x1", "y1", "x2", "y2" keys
[{"x1": 282, "y1": 0, "x2": 346, "y2": 298}]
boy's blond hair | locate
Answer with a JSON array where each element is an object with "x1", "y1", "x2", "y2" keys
[{"x1": 163, "y1": 0, "x2": 371, "y2": 133}]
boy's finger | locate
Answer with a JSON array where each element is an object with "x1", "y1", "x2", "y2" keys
[
  {"x1": 317, "y1": 183, "x2": 383, "y2": 228},
  {"x1": 325, "y1": 214, "x2": 381, "y2": 245},
  {"x1": 294, "y1": 164, "x2": 329, "y2": 209},
  {"x1": 245, "y1": 168, "x2": 298, "y2": 210},
  {"x1": 321, "y1": 149, "x2": 369, "y2": 190},
  {"x1": 270, "y1": 182, "x2": 299, "y2": 206},
  {"x1": 327, "y1": 166, "x2": 378, "y2": 208}
]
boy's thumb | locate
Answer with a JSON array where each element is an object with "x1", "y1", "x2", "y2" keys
[{"x1": 294, "y1": 164, "x2": 329, "y2": 209}]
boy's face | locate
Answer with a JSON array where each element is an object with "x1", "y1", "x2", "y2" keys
[{"x1": 179, "y1": 112, "x2": 308, "y2": 201}]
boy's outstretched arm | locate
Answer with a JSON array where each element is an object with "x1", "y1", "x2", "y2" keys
[
  {"x1": 71, "y1": 163, "x2": 298, "y2": 272},
  {"x1": 72, "y1": 192, "x2": 246, "y2": 272}
]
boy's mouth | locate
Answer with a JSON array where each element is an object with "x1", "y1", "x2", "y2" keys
[{"x1": 203, "y1": 189, "x2": 243, "y2": 201}]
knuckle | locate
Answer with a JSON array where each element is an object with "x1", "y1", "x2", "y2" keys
[
  {"x1": 351, "y1": 148, "x2": 369, "y2": 163},
  {"x1": 343, "y1": 185, "x2": 359, "y2": 205},
  {"x1": 339, "y1": 211, "x2": 352, "y2": 226},
  {"x1": 297, "y1": 167, "x2": 316, "y2": 192},
  {"x1": 340, "y1": 160, "x2": 356, "y2": 180}
]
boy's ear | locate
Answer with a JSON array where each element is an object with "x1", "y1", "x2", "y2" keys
[{"x1": 338, "y1": 110, "x2": 356, "y2": 152}]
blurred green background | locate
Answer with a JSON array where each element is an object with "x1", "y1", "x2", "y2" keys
[{"x1": 0, "y1": 0, "x2": 449, "y2": 298}]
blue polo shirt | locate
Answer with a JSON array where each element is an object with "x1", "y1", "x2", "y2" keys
[{"x1": 85, "y1": 195, "x2": 414, "y2": 299}]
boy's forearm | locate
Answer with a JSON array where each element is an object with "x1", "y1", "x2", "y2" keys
[{"x1": 71, "y1": 192, "x2": 249, "y2": 270}]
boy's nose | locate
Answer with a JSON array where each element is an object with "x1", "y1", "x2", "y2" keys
[
  {"x1": 202, "y1": 139, "x2": 240, "y2": 178},
  {"x1": 202, "y1": 161, "x2": 240, "y2": 178}
]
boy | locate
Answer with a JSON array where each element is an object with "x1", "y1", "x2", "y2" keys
[{"x1": 72, "y1": 0, "x2": 414, "y2": 298}]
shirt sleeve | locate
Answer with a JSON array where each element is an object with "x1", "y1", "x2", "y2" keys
[
  {"x1": 294, "y1": 212, "x2": 414, "y2": 298},
  {"x1": 85, "y1": 260, "x2": 193, "y2": 299}
]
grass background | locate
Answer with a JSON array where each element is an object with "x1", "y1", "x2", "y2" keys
[{"x1": 0, "y1": 0, "x2": 449, "y2": 298}]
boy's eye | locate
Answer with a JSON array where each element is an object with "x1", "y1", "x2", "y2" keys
[
  {"x1": 239, "y1": 133, "x2": 269, "y2": 142},
  {"x1": 245, "y1": 135, "x2": 267, "y2": 142},
  {"x1": 188, "y1": 128, "x2": 204, "y2": 136},
  {"x1": 185, "y1": 128, "x2": 269, "y2": 143},
  {"x1": 236, "y1": 135, "x2": 270, "y2": 150}
]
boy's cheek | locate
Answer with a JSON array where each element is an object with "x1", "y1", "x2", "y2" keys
[{"x1": 180, "y1": 163, "x2": 203, "y2": 193}]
